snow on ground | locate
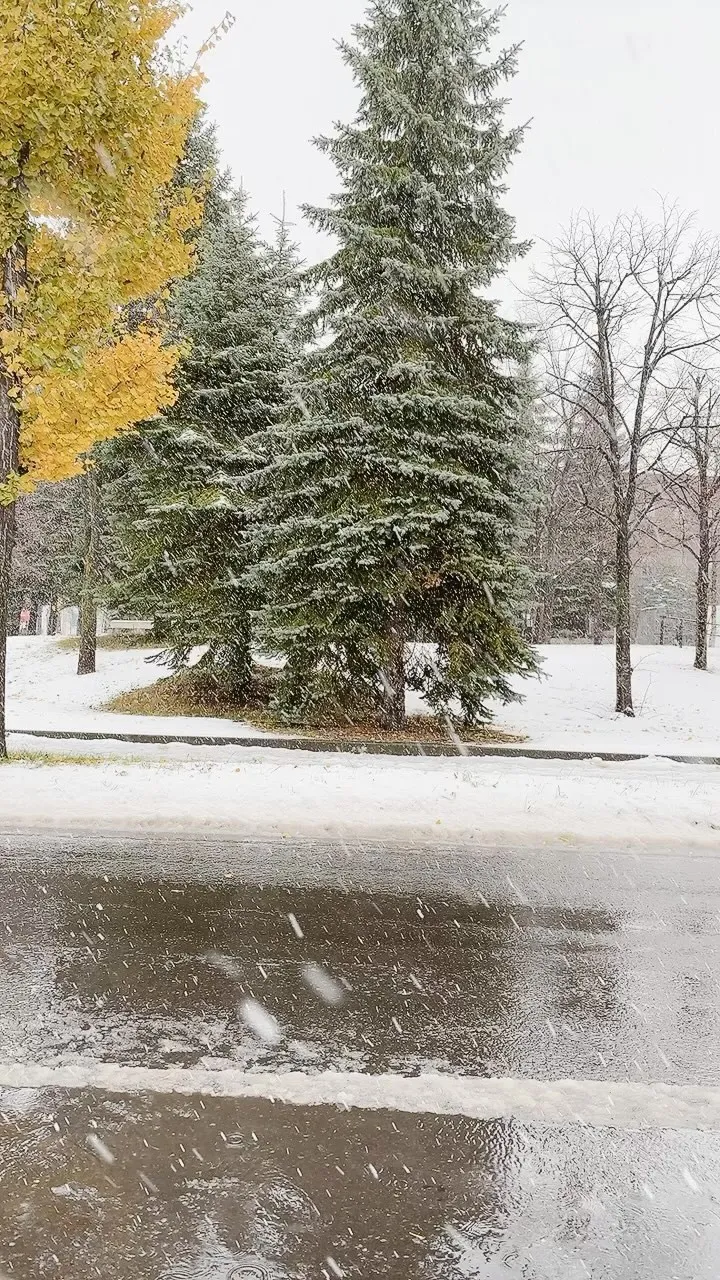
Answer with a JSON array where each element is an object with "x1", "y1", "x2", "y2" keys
[
  {"x1": 8, "y1": 638, "x2": 720, "y2": 755},
  {"x1": 5, "y1": 636, "x2": 271, "y2": 739},
  {"x1": 5, "y1": 638, "x2": 720, "y2": 848},
  {"x1": 2, "y1": 747, "x2": 719, "y2": 849},
  {"x1": 1, "y1": 1062, "x2": 717, "y2": 1130},
  {"x1": 488, "y1": 644, "x2": 720, "y2": 754}
]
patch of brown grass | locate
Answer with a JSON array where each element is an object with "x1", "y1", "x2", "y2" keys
[
  {"x1": 103, "y1": 671, "x2": 524, "y2": 744},
  {"x1": 104, "y1": 664, "x2": 278, "y2": 721},
  {"x1": 104, "y1": 674, "x2": 250, "y2": 721},
  {"x1": 256, "y1": 715, "x2": 522, "y2": 744}
]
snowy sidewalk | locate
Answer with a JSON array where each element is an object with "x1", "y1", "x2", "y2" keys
[{"x1": 3, "y1": 748, "x2": 720, "y2": 849}]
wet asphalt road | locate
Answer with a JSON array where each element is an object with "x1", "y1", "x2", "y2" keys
[{"x1": 1, "y1": 832, "x2": 720, "y2": 1277}]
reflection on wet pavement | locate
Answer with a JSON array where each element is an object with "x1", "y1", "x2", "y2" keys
[
  {"x1": 1, "y1": 1088, "x2": 720, "y2": 1279},
  {"x1": 2, "y1": 835, "x2": 720, "y2": 1277},
  {"x1": 0, "y1": 844, "x2": 719, "y2": 1084}
]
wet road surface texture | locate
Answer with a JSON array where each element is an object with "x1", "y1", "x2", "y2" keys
[{"x1": 1, "y1": 832, "x2": 720, "y2": 1277}]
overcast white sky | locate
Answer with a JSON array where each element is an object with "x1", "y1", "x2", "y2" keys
[{"x1": 176, "y1": 0, "x2": 720, "y2": 297}]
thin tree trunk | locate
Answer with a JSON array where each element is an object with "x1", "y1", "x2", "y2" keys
[
  {"x1": 48, "y1": 599, "x2": 59, "y2": 636},
  {"x1": 615, "y1": 526, "x2": 634, "y2": 715},
  {"x1": 531, "y1": 600, "x2": 545, "y2": 645},
  {"x1": 0, "y1": 238, "x2": 27, "y2": 758},
  {"x1": 27, "y1": 599, "x2": 38, "y2": 636},
  {"x1": 591, "y1": 614, "x2": 605, "y2": 645},
  {"x1": 77, "y1": 465, "x2": 100, "y2": 676},
  {"x1": 380, "y1": 620, "x2": 405, "y2": 731},
  {"x1": 0, "y1": 467, "x2": 16, "y2": 761},
  {"x1": 695, "y1": 506, "x2": 711, "y2": 671},
  {"x1": 710, "y1": 559, "x2": 718, "y2": 650},
  {"x1": 541, "y1": 591, "x2": 556, "y2": 643},
  {"x1": 533, "y1": 587, "x2": 556, "y2": 644}
]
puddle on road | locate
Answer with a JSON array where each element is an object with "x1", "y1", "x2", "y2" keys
[
  {"x1": 1, "y1": 1089, "x2": 720, "y2": 1278},
  {"x1": 1, "y1": 864, "x2": 719, "y2": 1084}
]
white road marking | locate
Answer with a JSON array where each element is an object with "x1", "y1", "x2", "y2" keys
[{"x1": 0, "y1": 1063, "x2": 719, "y2": 1130}]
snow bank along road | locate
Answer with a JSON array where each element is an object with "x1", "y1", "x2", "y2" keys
[
  {"x1": 2, "y1": 834, "x2": 720, "y2": 1278},
  {"x1": 3, "y1": 744, "x2": 720, "y2": 848}
]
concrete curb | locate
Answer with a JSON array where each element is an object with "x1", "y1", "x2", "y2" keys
[{"x1": 8, "y1": 727, "x2": 720, "y2": 766}]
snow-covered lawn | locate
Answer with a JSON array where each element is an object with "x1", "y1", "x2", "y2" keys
[
  {"x1": 7, "y1": 638, "x2": 720, "y2": 756},
  {"x1": 1, "y1": 749, "x2": 719, "y2": 849},
  {"x1": 5, "y1": 639, "x2": 720, "y2": 848},
  {"x1": 5, "y1": 636, "x2": 268, "y2": 739},
  {"x1": 488, "y1": 645, "x2": 720, "y2": 755}
]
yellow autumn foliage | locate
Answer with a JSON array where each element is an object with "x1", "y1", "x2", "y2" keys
[
  {"x1": 20, "y1": 329, "x2": 181, "y2": 487},
  {"x1": 0, "y1": 0, "x2": 205, "y2": 494}
]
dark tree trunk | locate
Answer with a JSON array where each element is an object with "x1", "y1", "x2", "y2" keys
[
  {"x1": 380, "y1": 620, "x2": 405, "y2": 731},
  {"x1": 77, "y1": 466, "x2": 100, "y2": 677},
  {"x1": 27, "y1": 599, "x2": 38, "y2": 636},
  {"x1": 0, "y1": 465, "x2": 16, "y2": 761},
  {"x1": 216, "y1": 632, "x2": 253, "y2": 701},
  {"x1": 537, "y1": 591, "x2": 556, "y2": 644},
  {"x1": 696, "y1": 508, "x2": 710, "y2": 671},
  {"x1": 710, "y1": 559, "x2": 718, "y2": 652},
  {"x1": 48, "y1": 599, "x2": 59, "y2": 636},
  {"x1": 0, "y1": 238, "x2": 27, "y2": 758},
  {"x1": 615, "y1": 526, "x2": 634, "y2": 715}
]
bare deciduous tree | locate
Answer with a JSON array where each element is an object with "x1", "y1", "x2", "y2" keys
[
  {"x1": 530, "y1": 397, "x2": 614, "y2": 643},
  {"x1": 654, "y1": 374, "x2": 720, "y2": 670},
  {"x1": 534, "y1": 208, "x2": 720, "y2": 714}
]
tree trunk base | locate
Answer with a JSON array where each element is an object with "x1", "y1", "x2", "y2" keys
[
  {"x1": 380, "y1": 627, "x2": 406, "y2": 731},
  {"x1": 0, "y1": 238, "x2": 27, "y2": 757},
  {"x1": 77, "y1": 466, "x2": 100, "y2": 676},
  {"x1": 615, "y1": 531, "x2": 634, "y2": 718},
  {"x1": 696, "y1": 565, "x2": 709, "y2": 673},
  {"x1": 0, "y1": 503, "x2": 14, "y2": 759},
  {"x1": 77, "y1": 605, "x2": 98, "y2": 676}
]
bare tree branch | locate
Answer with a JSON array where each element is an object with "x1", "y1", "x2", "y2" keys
[{"x1": 530, "y1": 206, "x2": 720, "y2": 706}]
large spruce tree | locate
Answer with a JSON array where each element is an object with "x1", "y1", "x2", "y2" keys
[
  {"x1": 112, "y1": 190, "x2": 299, "y2": 696},
  {"x1": 249, "y1": 0, "x2": 536, "y2": 729}
]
